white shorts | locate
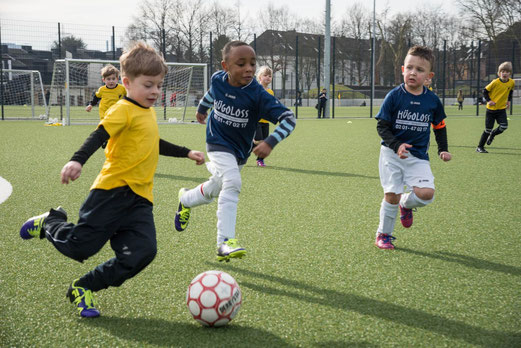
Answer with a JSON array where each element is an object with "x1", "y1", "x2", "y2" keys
[{"x1": 379, "y1": 145, "x2": 435, "y2": 194}]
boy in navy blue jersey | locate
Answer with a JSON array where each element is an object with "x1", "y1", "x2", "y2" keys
[
  {"x1": 375, "y1": 45, "x2": 452, "y2": 249},
  {"x1": 174, "y1": 41, "x2": 296, "y2": 261}
]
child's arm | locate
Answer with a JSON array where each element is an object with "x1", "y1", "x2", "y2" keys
[
  {"x1": 483, "y1": 87, "x2": 495, "y2": 106},
  {"x1": 254, "y1": 110, "x2": 296, "y2": 158},
  {"x1": 61, "y1": 126, "x2": 110, "y2": 184},
  {"x1": 432, "y1": 120, "x2": 451, "y2": 162},
  {"x1": 195, "y1": 89, "x2": 213, "y2": 124},
  {"x1": 86, "y1": 91, "x2": 101, "y2": 111},
  {"x1": 159, "y1": 139, "x2": 205, "y2": 165}
]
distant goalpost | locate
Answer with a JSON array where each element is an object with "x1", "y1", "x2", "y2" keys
[
  {"x1": 47, "y1": 58, "x2": 208, "y2": 125},
  {"x1": 1, "y1": 69, "x2": 47, "y2": 119}
]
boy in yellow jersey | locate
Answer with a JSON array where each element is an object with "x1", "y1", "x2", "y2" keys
[
  {"x1": 254, "y1": 66, "x2": 274, "y2": 167},
  {"x1": 19, "y1": 43, "x2": 205, "y2": 318},
  {"x1": 476, "y1": 61, "x2": 515, "y2": 153},
  {"x1": 86, "y1": 64, "x2": 127, "y2": 120}
]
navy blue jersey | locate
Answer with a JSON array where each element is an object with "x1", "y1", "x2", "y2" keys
[
  {"x1": 375, "y1": 84, "x2": 446, "y2": 160},
  {"x1": 198, "y1": 71, "x2": 296, "y2": 161}
]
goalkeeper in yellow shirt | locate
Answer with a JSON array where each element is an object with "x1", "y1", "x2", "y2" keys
[{"x1": 86, "y1": 64, "x2": 127, "y2": 120}]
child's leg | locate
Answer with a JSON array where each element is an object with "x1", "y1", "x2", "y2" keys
[
  {"x1": 44, "y1": 188, "x2": 130, "y2": 263},
  {"x1": 181, "y1": 163, "x2": 223, "y2": 208},
  {"x1": 78, "y1": 195, "x2": 156, "y2": 292},
  {"x1": 216, "y1": 160, "x2": 242, "y2": 246},
  {"x1": 477, "y1": 110, "x2": 496, "y2": 148},
  {"x1": 377, "y1": 193, "x2": 400, "y2": 236},
  {"x1": 400, "y1": 187, "x2": 434, "y2": 209},
  {"x1": 488, "y1": 110, "x2": 508, "y2": 142},
  {"x1": 377, "y1": 145, "x2": 404, "y2": 237}
]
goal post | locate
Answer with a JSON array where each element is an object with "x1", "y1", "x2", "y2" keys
[
  {"x1": 1, "y1": 69, "x2": 47, "y2": 119},
  {"x1": 47, "y1": 58, "x2": 208, "y2": 125}
]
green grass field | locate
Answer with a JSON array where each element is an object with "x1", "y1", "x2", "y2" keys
[
  {"x1": 1, "y1": 117, "x2": 520, "y2": 347},
  {"x1": 3, "y1": 103, "x2": 521, "y2": 122}
]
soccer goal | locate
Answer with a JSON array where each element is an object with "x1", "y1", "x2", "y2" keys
[
  {"x1": 1, "y1": 69, "x2": 47, "y2": 119},
  {"x1": 47, "y1": 58, "x2": 208, "y2": 125}
]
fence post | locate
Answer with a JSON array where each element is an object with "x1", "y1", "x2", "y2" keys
[
  {"x1": 162, "y1": 28, "x2": 166, "y2": 120},
  {"x1": 0, "y1": 20, "x2": 4, "y2": 121},
  {"x1": 370, "y1": 34, "x2": 374, "y2": 118},
  {"x1": 470, "y1": 41, "x2": 474, "y2": 104},
  {"x1": 209, "y1": 32, "x2": 213, "y2": 79},
  {"x1": 58, "y1": 22, "x2": 63, "y2": 121},
  {"x1": 295, "y1": 35, "x2": 299, "y2": 119},
  {"x1": 253, "y1": 33, "x2": 256, "y2": 52},
  {"x1": 511, "y1": 41, "x2": 515, "y2": 115},
  {"x1": 332, "y1": 36, "x2": 335, "y2": 118},
  {"x1": 317, "y1": 36, "x2": 321, "y2": 117},
  {"x1": 112, "y1": 26, "x2": 116, "y2": 60},
  {"x1": 476, "y1": 40, "x2": 481, "y2": 116},
  {"x1": 442, "y1": 40, "x2": 446, "y2": 106}
]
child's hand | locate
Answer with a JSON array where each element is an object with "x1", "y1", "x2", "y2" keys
[
  {"x1": 397, "y1": 143, "x2": 412, "y2": 159},
  {"x1": 506, "y1": 101, "x2": 510, "y2": 108},
  {"x1": 253, "y1": 141, "x2": 272, "y2": 158},
  {"x1": 439, "y1": 151, "x2": 452, "y2": 162},
  {"x1": 85, "y1": 105, "x2": 92, "y2": 112},
  {"x1": 188, "y1": 150, "x2": 205, "y2": 165},
  {"x1": 488, "y1": 100, "x2": 496, "y2": 106},
  {"x1": 60, "y1": 161, "x2": 82, "y2": 184},
  {"x1": 196, "y1": 112, "x2": 207, "y2": 124}
]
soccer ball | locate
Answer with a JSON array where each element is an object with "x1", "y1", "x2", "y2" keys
[{"x1": 186, "y1": 270, "x2": 242, "y2": 327}]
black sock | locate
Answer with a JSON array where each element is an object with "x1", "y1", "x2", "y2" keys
[{"x1": 478, "y1": 132, "x2": 489, "y2": 148}]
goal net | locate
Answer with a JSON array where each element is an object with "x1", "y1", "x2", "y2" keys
[
  {"x1": 1, "y1": 69, "x2": 47, "y2": 119},
  {"x1": 47, "y1": 59, "x2": 207, "y2": 125}
]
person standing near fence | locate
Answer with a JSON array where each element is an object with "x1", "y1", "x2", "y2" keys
[
  {"x1": 317, "y1": 88, "x2": 327, "y2": 118},
  {"x1": 457, "y1": 90, "x2": 464, "y2": 110}
]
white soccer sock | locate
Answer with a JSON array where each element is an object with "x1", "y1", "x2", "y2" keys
[
  {"x1": 216, "y1": 190, "x2": 239, "y2": 246},
  {"x1": 181, "y1": 184, "x2": 214, "y2": 208},
  {"x1": 376, "y1": 199, "x2": 398, "y2": 236},
  {"x1": 400, "y1": 191, "x2": 433, "y2": 209}
]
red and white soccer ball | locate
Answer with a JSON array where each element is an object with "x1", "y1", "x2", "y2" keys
[{"x1": 186, "y1": 270, "x2": 242, "y2": 327}]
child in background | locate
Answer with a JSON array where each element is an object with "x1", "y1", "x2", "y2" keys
[
  {"x1": 457, "y1": 90, "x2": 464, "y2": 110},
  {"x1": 424, "y1": 77, "x2": 433, "y2": 91},
  {"x1": 19, "y1": 43, "x2": 205, "y2": 318},
  {"x1": 317, "y1": 88, "x2": 327, "y2": 118},
  {"x1": 86, "y1": 64, "x2": 127, "y2": 120},
  {"x1": 254, "y1": 66, "x2": 274, "y2": 167},
  {"x1": 476, "y1": 61, "x2": 515, "y2": 153},
  {"x1": 374, "y1": 45, "x2": 452, "y2": 250},
  {"x1": 175, "y1": 41, "x2": 296, "y2": 261}
]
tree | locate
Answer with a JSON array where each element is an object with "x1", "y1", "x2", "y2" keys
[
  {"x1": 52, "y1": 35, "x2": 86, "y2": 57},
  {"x1": 125, "y1": 0, "x2": 181, "y2": 59}
]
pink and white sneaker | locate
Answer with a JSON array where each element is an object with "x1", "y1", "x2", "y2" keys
[
  {"x1": 399, "y1": 205, "x2": 413, "y2": 228},
  {"x1": 375, "y1": 233, "x2": 396, "y2": 249},
  {"x1": 256, "y1": 159, "x2": 266, "y2": 167}
]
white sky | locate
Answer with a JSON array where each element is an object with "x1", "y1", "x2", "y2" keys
[{"x1": 1, "y1": 0, "x2": 459, "y2": 28}]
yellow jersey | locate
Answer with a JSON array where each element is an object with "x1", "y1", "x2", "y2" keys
[
  {"x1": 259, "y1": 88, "x2": 274, "y2": 124},
  {"x1": 91, "y1": 98, "x2": 159, "y2": 203},
  {"x1": 95, "y1": 84, "x2": 127, "y2": 119},
  {"x1": 485, "y1": 78, "x2": 515, "y2": 110}
]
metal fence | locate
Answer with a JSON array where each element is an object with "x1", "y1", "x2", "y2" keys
[{"x1": 1, "y1": 18, "x2": 520, "y2": 120}]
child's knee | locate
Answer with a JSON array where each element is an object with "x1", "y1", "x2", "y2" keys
[
  {"x1": 414, "y1": 188, "x2": 435, "y2": 204},
  {"x1": 222, "y1": 171, "x2": 242, "y2": 193},
  {"x1": 384, "y1": 192, "x2": 400, "y2": 205}
]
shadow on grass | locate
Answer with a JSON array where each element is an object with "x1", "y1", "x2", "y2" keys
[
  {"x1": 208, "y1": 263, "x2": 520, "y2": 347},
  {"x1": 155, "y1": 172, "x2": 207, "y2": 183},
  {"x1": 397, "y1": 248, "x2": 521, "y2": 276},
  {"x1": 451, "y1": 144, "x2": 521, "y2": 151},
  {"x1": 255, "y1": 165, "x2": 379, "y2": 179},
  {"x1": 84, "y1": 317, "x2": 294, "y2": 347}
]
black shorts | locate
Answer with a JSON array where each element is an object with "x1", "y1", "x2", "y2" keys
[{"x1": 485, "y1": 109, "x2": 507, "y2": 130}]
